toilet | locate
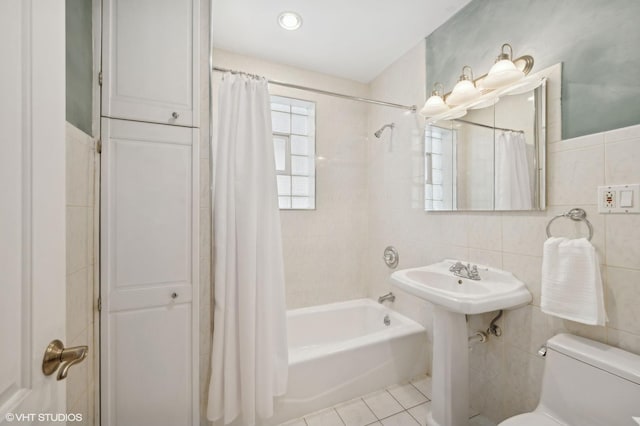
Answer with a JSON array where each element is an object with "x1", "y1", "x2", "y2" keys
[{"x1": 499, "y1": 333, "x2": 640, "y2": 426}]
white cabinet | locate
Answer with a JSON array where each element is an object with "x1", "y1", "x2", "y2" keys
[
  {"x1": 102, "y1": 0, "x2": 199, "y2": 127},
  {"x1": 100, "y1": 118, "x2": 200, "y2": 426},
  {"x1": 100, "y1": 0, "x2": 201, "y2": 423}
]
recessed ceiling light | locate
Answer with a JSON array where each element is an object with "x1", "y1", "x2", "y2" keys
[{"x1": 278, "y1": 11, "x2": 302, "y2": 31}]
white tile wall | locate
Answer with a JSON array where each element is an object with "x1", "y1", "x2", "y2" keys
[
  {"x1": 198, "y1": 1, "x2": 213, "y2": 424},
  {"x1": 365, "y1": 40, "x2": 437, "y2": 347},
  {"x1": 368, "y1": 39, "x2": 640, "y2": 424},
  {"x1": 211, "y1": 48, "x2": 370, "y2": 310},
  {"x1": 200, "y1": 36, "x2": 640, "y2": 426},
  {"x1": 65, "y1": 122, "x2": 98, "y2": 425}
]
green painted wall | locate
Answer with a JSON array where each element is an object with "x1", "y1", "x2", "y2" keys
[
  {"x1": 66, "y1": 0, "x2": 93, "y2": 135},
  {"x1": 426, "y1": 0, "x2": 640, "y2": 139}
]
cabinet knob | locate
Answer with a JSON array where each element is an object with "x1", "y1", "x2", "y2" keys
[
  {"x1": 171, "y1": 292, "x2": 178, "y2": 299},
  {"x1": 171, "y1": 112, "x2": 179, "y2": 119}
]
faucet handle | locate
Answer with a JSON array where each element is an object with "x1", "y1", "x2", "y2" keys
[
  {"x1": 469, "y1": 264, "x2": 482, "y2": 280},
  {"x1": 449, "y1": 261, "x2": 464, "y2": 272}
]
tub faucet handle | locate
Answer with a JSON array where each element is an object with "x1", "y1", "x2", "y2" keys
[{"x1": 378, "y1": 292, "x2": 396, "y2": 303}]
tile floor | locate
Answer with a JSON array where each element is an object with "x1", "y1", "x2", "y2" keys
[{"x1": 279, "y1": 375, "x2": 496, "y2": 426}]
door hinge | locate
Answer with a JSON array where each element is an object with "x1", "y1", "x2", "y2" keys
[
  {"x1": 97, "y1": 297, "x2": 102, "y2": 312},
  {"x1": 98, "y1": 71, "x2": 103, "y2": 86},
  {"x1": 96, "y1": 138, "x2": 102, "y2": 154}
]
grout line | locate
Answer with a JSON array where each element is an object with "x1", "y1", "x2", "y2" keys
[
  {"x1": 408, "y1": 381, "x2": 431, "y2": 402},
  {"x1": 383, "y1": 389, "x2": 407, "y2": 414},
  {"x1": 406, "y1": 408, "x2": 422, "y2": 425},
  {"x1": 332, "y1": 407, "x2": 347, "y2": 426},
  {"x1": 360, "y1": 396, "x2": 380, "y2": 421}
]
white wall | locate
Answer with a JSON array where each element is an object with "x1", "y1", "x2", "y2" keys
[
  {"x1": 211, "y1": 48, "x2": 370, "y2": 309},
  {"x1": 207, "y1": 35, "x2": 640, "y2": 424},
  {"x1": 198, "y1": 3, "x2": 212, "y2": 424},
  {"x1": 366, "y1": 40, "x2": 435, "y2": 366},
  {"x1": 367, "y1": 39, "x2": 640, "y2": 423},
  {"x1": 65, "y1": 122, "x2": 98, "y2": 425}
]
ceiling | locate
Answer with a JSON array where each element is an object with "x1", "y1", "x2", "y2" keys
[{"x1": 212, "y1": 0, "x2": 471, "y2": 83}]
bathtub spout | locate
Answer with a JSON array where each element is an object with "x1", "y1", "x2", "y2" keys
[{"x1": 378, "y1": 292, "x2": 396, "y2": 303}]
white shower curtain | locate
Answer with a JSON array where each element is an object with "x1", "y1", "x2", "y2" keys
[
  {"x1": 208, "y1": 73, "x2": 288, "y2": 426},
  {"x1": 494, "y1": 131, "x2": 532, "y2": 210}
]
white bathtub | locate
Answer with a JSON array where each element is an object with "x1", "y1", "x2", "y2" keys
[{"x1": 262, "y1": 298, "x2": 428, "y2": 425}]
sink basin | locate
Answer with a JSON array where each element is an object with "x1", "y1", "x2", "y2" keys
[
  {"x1": 390, "y1": 259, "x2": 532, "y2": 314},
  {"x1": 390, "y1": 259, "x2": 532, "y2": 426}
]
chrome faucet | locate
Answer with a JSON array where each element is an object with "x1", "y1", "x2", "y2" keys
[
  {"x1": 449, "y1": 261, "x2": 481, "y2": 280},
  {"x1": 378, "y1": 292, "x2": 396, "y2": 303}
]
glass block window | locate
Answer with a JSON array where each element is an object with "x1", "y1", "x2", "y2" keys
[
  {"x1": 424, "y1": 126, "x2": 455, "y2": 210},
  {"x1": 271, "y1": 95, "x2": 316, "y2": 210}
]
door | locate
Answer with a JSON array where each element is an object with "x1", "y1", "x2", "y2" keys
[
  {"x1": 101, "y1": 0, "x2": 200, "y2": 127},
  {"x1": 0, "y1": 0, "x2": 67, "y2": 422},
  {"x1": 100, "y1": 118, "x2": 199, "y2": 426}
]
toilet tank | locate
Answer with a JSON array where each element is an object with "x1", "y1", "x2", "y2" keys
[{"x1": 537, "y1": 333, "x2": 640, "y2": 426}]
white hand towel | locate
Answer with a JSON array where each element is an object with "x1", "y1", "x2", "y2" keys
[{"x1": 541, "y1": 237, "x2": 607, "y2": 326}]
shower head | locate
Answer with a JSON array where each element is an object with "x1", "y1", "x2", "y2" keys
[{"x1": 374, "y1": 123, "x2": 395, "y2": 138}]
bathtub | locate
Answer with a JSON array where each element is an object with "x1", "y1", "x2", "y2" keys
[{"x1": 262, "y1": 298, "x2": 428, "y2": 425}]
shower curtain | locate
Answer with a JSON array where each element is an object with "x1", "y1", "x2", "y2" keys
[
  {"x1": 208, "y1": 73, "x2": 288, "y2": 426},
  {"x1": 494, "y1": 131, "x2": 532, "y2": 210}
]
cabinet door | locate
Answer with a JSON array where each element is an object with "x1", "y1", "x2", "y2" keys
[
  {"x1": 102, "y1": 0, "x2": 199, "y2": 127},
  {"x1": 100, "y1": 118, "x2": 199, "y2": 426}
]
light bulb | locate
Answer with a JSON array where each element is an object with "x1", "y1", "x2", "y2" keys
[{"x1": 278, "y1": 12, "x2": 302, "y2": 31}]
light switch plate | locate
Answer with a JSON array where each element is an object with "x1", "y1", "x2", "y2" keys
[{"x1": 598, "y1": 184, "x2": 640, "y2": 213}]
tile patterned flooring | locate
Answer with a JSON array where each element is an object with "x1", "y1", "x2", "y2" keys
[{"x1": 279, "y1": 375, "x2": 496, "y2": 426}]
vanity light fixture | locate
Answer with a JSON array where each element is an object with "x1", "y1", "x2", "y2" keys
[
  {"x1": 446, "y1": 66, "x2": 481, "y2": 106},
  {"x1": 468, "y1": 94, "x2": 500, "y2": 110},
  {"x1": 278, "y1": 11, "x2": 303, "y2": 31},
  {"x1": 481, "y1": 43, "x2": 525, "y2": 89},
  {"x1": 422, "y1": 43, "x2": 534, "y2": 122},
  {"x1": 420, "y1": 83, "x2": 450, "y2": 117}
]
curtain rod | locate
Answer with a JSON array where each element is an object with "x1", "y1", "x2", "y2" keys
[
  {"x1": 455, "y1": 119, "x2": 524, "y2": 133},
  {"x1": 212, "y1": 66, "x2": 417, "y2": 113}
]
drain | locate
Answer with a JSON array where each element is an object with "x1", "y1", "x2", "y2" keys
[{"x1": 383, "y1": 315, "x2": 391, "y2": 326}]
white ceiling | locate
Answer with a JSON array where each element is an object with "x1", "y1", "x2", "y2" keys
[{"x1": 212, "y1": 0, "x2": 471, "y2": 83}]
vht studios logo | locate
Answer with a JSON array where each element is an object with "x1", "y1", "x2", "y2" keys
[{"x1": 4, "y1": 413, "x2": 83, "y2": 422}]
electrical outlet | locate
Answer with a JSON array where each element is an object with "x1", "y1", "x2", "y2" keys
[
  {"x1": 598, "y1": 184, "x2": 640, "y2": 213},
  {"x1": 604, "y1": 190, "x2": 615, "y2": 208}
]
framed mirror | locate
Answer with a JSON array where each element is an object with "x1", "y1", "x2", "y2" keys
[{"x1": 424, "y1": 75, "x2": 549, "y2": 212}]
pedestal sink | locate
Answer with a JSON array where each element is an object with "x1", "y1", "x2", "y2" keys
[{"x1": 390, "y1": 260, "x2": 531, "y2": 426}]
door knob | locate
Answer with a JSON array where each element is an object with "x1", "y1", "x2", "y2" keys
[{"x1": 42, "y1": 340, "x2": 88, "y2": 381}]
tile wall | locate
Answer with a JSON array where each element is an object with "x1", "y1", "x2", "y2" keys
[
  {"x1": 65, "y1": 122, "x2": 98, "y2": 425},
  {"x1": 199, "y1": 0, "x2": 213, "y2": 423},
  {"x1": 366, "y1": 39, "x2": 640, "y2": 423},
  {"x1": 210, "y1": 48, "x2": 371, "y2": 310},
  {"x1": 366, "y1": 40, "x2": 435, "y2": 360}
]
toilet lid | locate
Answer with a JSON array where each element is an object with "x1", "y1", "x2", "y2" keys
[{"x1": 498, "y1": 412, "x2": 563, "y2": 426}]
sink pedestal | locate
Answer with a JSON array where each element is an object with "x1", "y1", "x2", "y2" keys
[
  {"x1": 390, "y1": 260, "x2": 533, "y2": 426},
  {"x1": 426, "y1": 306, "x2": 469, "y2": 426}
]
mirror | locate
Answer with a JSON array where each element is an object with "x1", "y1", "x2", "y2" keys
[{"x1": 424, "y1": 72, "x2": 551, "y2": 212}]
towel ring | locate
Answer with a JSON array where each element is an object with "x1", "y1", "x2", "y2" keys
[{"x1": 545, "y1": 208, "x2": 593, "y2": 241}]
